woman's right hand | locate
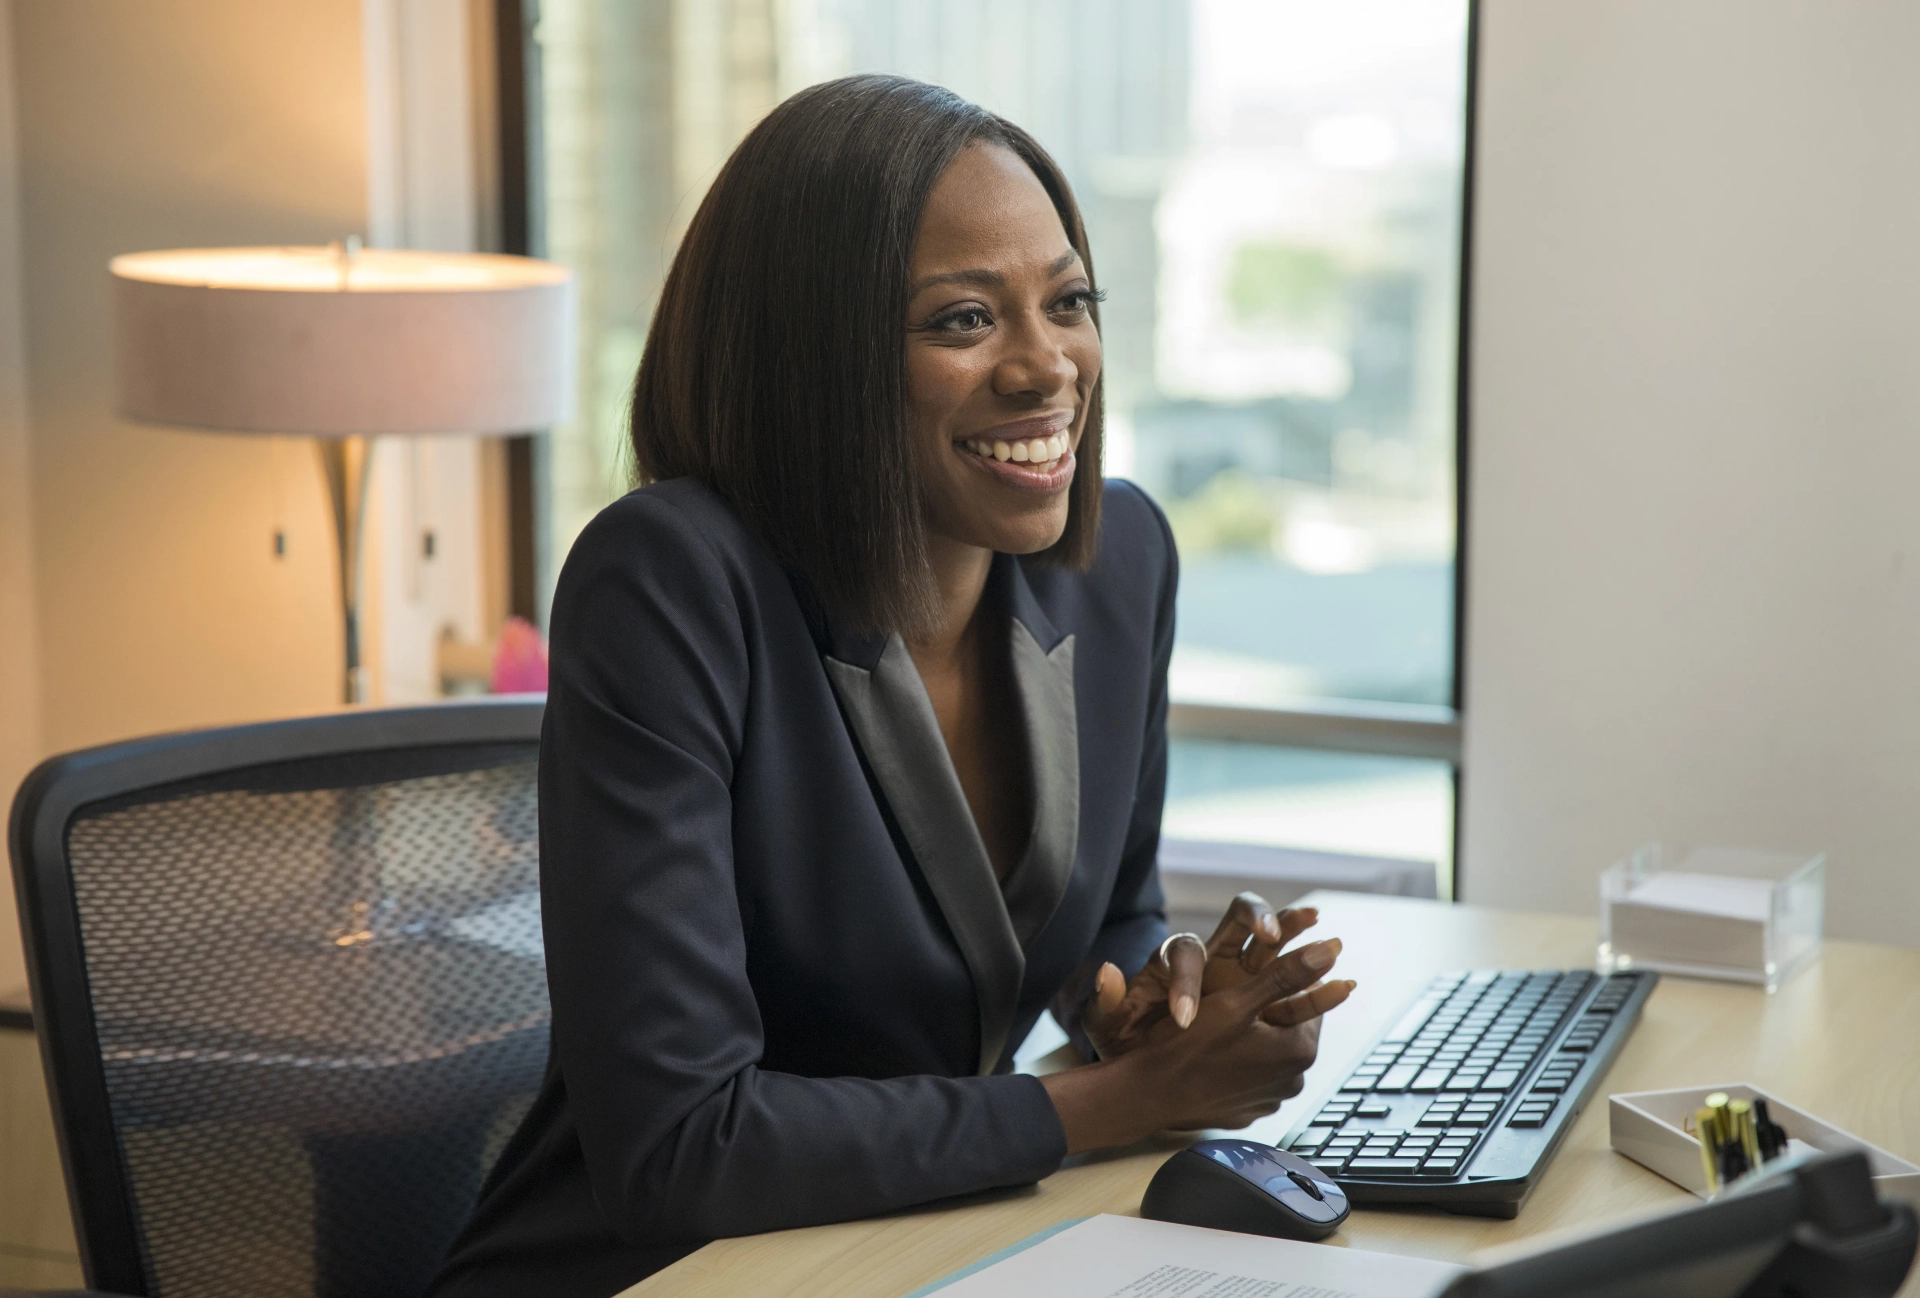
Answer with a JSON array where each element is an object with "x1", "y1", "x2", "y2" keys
[{"x1": 1040, "y1": 936, "x2": 1355, "y2": 1152}]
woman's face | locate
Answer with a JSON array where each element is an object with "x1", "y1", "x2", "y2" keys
[{"x1": 907, "y1": 143, "x2": 1102, "y2": 557}]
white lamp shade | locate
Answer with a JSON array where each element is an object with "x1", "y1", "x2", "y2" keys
[{"x1": 111, "y1": 246, "x2": 576, "y2": 436}]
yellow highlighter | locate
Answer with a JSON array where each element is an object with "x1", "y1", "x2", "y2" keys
[{"x1": 1695, "y1": 1105, "x2": 1722, "y2": 1194}]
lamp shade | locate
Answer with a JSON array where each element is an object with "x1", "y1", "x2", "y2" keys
[{"x1": 111, "y1": 246, "x2": 575, "y2": 436}]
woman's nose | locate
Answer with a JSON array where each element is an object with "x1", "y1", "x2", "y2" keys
[{"x1": 993, "y1": 314, "x2": 1077, "y2": 399}]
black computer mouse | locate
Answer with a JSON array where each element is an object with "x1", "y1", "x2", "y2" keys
[{"x1": 1141, "y1": 1139, "x2": 1350, "y2": 1242}]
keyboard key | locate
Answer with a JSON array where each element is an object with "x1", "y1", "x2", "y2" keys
[
  {"x1": 1411, "y1": 1068, "x2": 1453, "y2": 1091},
  {"x1": 1448, "y1": 1073, "x2": 1486, "y2": 1089},
  {"x1": 1424, "y1": 1156, "x2": 1461, "y2": 1173},
  {"x1": 1532, "y1": 1079, "x2": 1567, "y2": 1093},
  {"x1": 1340, "y1": 1076, "x2": 1377, "y2": 1092},
  {"x1": 1347, "y1": 1158, "x2": 1423, "y2": 1175},
  {"x1": 1482, "y1": 1070, "x2": 1520, "y2": 1089},
  {"x1": 1310, "y1": 1157, "x2": 1349, "y2": 1173},
  {"x1": 1381, "y1": 998, "x2": 1445, "y2": 1044},
  {"x1": 1376, "y1": 1064, "x2": 1421, "y2": 1091},
  {"x1": 1508, "y1": 1113, "x2": 1548, "y2": 1128},
  {"x1": 1451, "y1": 1114, "x2": 1489, "y2": 1127},
  {"x1": 1355, "y1": 1100, "x2": 1392, "y2": 1118},
  {"x1": 1309, "y1": 1113, "x2": 1346, "y2": 1126},
  {"x1": 1290, "y1": 1131, "x2": 1329, "y2": 1151}
]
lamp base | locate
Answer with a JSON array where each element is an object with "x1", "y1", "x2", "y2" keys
[{"x1": 316, "y1": 436, "x2": 373, "y2": 705}]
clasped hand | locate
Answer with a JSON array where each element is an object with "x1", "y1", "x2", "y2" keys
[{"x1": 1040, "y1": 894, "x2": 1354, "y2": 1151}]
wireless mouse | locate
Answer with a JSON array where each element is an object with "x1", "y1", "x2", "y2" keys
[{"x1": 1141, "y1": 1139, "x2": 1350, "y2": 1242}]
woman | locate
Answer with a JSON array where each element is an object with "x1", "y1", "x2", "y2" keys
[{"x1": 432, "y1": 74, "x2": 1353, "y2": 1297}]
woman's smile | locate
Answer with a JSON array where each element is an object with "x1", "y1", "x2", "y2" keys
[{"x1": 953, "y1": 410, "x2": 1077, "y2": 493}]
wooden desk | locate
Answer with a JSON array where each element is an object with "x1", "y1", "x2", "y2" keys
[{"x1": 625, "y1": 891, "x2": 1920, "y2": 1298}]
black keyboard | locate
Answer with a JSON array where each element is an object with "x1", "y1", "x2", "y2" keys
[{"x1": 1279, "y1": 967, "x2": 1658, "y2": 1218}]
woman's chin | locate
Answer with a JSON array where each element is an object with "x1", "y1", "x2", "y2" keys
[{"x1": 940, "y1": 507, "x2": 1070, "y2": 556}]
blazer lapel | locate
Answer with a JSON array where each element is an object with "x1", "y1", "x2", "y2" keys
[
  {"x1": 998, "y1": 620, "x2": 1078, "y2": 949},
  {"x1": 824, "y1": 635, "x2": 1024, "y2": 1076}
]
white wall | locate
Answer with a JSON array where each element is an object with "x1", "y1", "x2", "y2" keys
[{"x1": 1461, "y1": 0, "x2": 1920, "y2": 947}]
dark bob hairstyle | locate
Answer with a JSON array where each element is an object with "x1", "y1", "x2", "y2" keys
[{"x1": 630, "y1": 74, "x2": 1103, "y2": 635}]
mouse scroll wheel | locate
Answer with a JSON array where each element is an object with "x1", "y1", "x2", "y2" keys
[{"x1": 1287, "y1": 1170, "x2": 1325, "y2": 1201}]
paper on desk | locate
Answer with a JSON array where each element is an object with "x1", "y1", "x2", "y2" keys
[
  {"x1": 1624, "y1": 872, "x2": 1774, "y2": 920},
  {"x1": 924, "y1": 1215, "x2": 1465, "y2": 1298}
]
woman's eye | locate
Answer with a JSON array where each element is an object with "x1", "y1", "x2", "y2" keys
[
  {"x1": 1052, "y1": 291, "x2": 1095, "y2": 318},
  {"x1": 937, "y1": 308, "x2": 990, "y2": 332}
]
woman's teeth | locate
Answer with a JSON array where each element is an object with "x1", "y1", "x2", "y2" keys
[{"x1": 961, "y1": 433, "x2": 1070, "y2": 465}]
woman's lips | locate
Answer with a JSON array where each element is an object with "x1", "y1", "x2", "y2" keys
[{"x1": 953, "y1": 440, "x2": 1076, "y2": 494}]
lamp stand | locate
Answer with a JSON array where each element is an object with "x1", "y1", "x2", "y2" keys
[{"x1": 316, "y1": 436, "x2": 373, "y2": 705}]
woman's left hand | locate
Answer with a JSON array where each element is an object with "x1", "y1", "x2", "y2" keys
[{"x1": 1081, "y1": 894, "x2": 1324, "y2": 1060}]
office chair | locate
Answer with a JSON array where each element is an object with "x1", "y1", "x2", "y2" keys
[{"x1": 7, "y1": 700, "x2": 548, "y2": 1298}]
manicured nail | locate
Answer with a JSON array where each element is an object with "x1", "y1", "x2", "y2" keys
[
  {"x1": 1260, "y1": 913, "x2": 1280, "y2": 940},
  {"x1": 1302, "y1": 938, "x2": 1341, "y2": 972},
  {"x1": 1172, "y1": 994, "x2": 1197, "y2": 1028}
]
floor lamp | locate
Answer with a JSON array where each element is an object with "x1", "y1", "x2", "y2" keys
[{"x1": 110, "y1": 242, "x2": 574, "y2": 704}]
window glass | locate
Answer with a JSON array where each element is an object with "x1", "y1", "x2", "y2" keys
[{"x1": 534, "y1": 0, "x2": 1468, "y2": 884}]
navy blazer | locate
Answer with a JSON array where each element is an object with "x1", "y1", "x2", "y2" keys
[{"x1": 432, "y1": 476, "x2": 1177, "y2": 1297}]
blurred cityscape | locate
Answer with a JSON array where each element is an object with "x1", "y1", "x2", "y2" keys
[{"x1": 535, "y1": 0, "x2": 1468, "y2": 875}]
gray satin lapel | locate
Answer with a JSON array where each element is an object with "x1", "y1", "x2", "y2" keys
[
  {"x1": 824, "y1": 637, "x2": 1023, "y2": 1076},
  {"x1": 1000, "y1": 628, "x2": 1078, "y2": 948}
]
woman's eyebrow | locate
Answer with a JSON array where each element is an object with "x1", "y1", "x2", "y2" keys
[{"x1": 908, "y1": 249, "x2": 1083, "y2": 296}]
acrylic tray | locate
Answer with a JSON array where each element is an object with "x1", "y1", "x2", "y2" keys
[{"x1": 1598, "y1": 843, "x2": 1824, "y2": 992}]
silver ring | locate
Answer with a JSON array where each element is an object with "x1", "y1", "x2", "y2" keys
[{"x1": 1158, "y1": 932, "x2": 1205, "y2": 966}]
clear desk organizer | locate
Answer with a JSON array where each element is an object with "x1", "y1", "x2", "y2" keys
[{"x1": 1597, "y1": 843, "x2": 1824, "y2": 992}]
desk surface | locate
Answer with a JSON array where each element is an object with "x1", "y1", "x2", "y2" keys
[{"x1": 625, "y1": 891, "x2": 1920, "y2": 1298}]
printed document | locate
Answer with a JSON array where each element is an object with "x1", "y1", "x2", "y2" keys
[{"x1": 928, "y1": 1215, "x2": 1465, "y2": 1298}]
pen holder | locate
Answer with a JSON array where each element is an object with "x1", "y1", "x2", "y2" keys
[
  {"x1": 1597, "y1": 843, "x2": 1824, "y2": 992},
  {"x1": 1610, "y1": 1084, "x2": 1920, "y2": 1206}
]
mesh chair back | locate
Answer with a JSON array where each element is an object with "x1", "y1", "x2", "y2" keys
[{"x1": 8, "y1": 701, "x2": 548, "y2": 1298}]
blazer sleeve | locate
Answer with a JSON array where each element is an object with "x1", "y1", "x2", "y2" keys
[
  {"x1": 539, "y1": 492, "x2": 1067, "y2": 1248},
  {"x1": 1053, "y1": 485, "x2": 1178, "y2": 1057}
]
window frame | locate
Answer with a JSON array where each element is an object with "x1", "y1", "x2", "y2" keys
[{"x1": 493, "y1": 0, "x2": 1481, "y2": 884}]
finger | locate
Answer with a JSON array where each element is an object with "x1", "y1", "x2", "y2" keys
[
  {"x1": 1162, "y1": 934, "x2": 1207, "y2": 1028},
  {"x1": 1223, "y1": 936, "x2": 1343, "y2": 1015},
  {"x1": 1207, "y1": 893, "x2": 1281, "y2": 961},
  {"x1": 1079, "y1": 962, "x2": 1128, "y2": 1049},
  {"x1": 1240, "y1": 906, "x2": 1319, "y2": 974},
  {"x1": 1262, "y1": 978, "x2": 1357, "y2": 1027}
]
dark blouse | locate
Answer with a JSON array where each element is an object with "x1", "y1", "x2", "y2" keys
[{"x1": 430, "y1": 476, "x2": 1177, "y2": 1297}]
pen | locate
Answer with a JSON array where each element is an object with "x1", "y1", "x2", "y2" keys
[
  {"x1": 1728, "y1": 1098, "x2": 1761, "y2": 1169},
  {"x1": 1695, "y1": 1105, "x2": 1722, "y2": 1193},
  {"x1": 1753, "y1": 1098, "x2": 1787, "y2": 1161}
]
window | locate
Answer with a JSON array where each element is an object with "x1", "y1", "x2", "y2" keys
[{"x1": 526, "y1": 0, "x2": 1470, "y2": 892}]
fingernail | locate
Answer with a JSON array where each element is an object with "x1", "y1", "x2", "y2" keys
[
  {"x1": 1302, "y1": 939, "x2": 1340, "y2": 972},
  {"x1": 1172, "y1": 994, "x2": 1196, "y2": 1028},
  {"x1": 1261, "y1": 914, "x2": 1280, "y2": 939}
]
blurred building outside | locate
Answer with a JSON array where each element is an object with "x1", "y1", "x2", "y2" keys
[{"x1": 532, "y1": 0, "x2": 1468, "y2": 888}]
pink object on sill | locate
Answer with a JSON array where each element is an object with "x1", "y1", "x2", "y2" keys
[{"x1": 490, "y1": 616, "x2": 549, "y2": 694}]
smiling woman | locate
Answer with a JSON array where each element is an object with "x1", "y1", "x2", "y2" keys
[{"x1": 429, "y1": 76, "x2": 1353, "y2": 1298}]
